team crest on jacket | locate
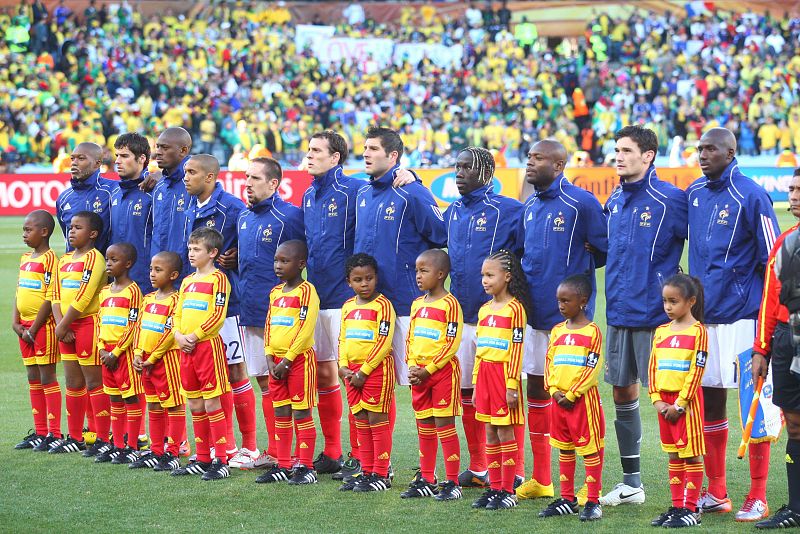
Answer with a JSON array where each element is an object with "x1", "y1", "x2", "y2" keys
[
  {"x1": 384, "y1": 203, "x2": 396, "y2": 221},
  {"x1": 92, "y1": 197, "x2": 103, "y2": 212},
  {"x1": 553, "y1": 213, "x2": 565, "y2": 231},
  {"x1": 262, "y1": 226, "x2": 273, "y2": 242},
  {"x1": 717, "y1": 206, "x2": 730, "y2": 225},
  {"x1": 133, "y1": 200, "x2": 143, "y2": 216},
  {"x1": 640, "y1": 209, "x2": 652, "y2": 227},
  {"x1": 328, "y1": 200, "x2": 338, "y2": 217},
  {"x1": 177, "y1": 197, "x2": 185, "y2": 212},
  {"x1": 475, "y1": 213, "x2": 487, "y2": 231},
  {"x1": 205, "y1": 219, "x2": 216, "y2": 228}
]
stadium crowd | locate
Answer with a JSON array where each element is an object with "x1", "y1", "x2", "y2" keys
[{"x1": 0, "y1": 1, "x2": 799, "y2": 170}]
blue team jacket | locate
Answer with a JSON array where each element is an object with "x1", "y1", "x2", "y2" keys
[
  {"x1": 521, "y1": 174, "x2": 608, "y2": 330},
  {"x1": 183, "y1": 182, "x2": 245, "y2": 316},
  {"x1": 55, "y1": 170, "x2": 115, "y2": 253},
  {"x1": 354, "y1": 165, "x2": 447, "y2": 316},
  {"x1": 687, "y1": 159, "x2": 779, "y2": 324},
  {"x1": 605, "y1": 166, "x2": 688, "y2": 328},
  {"x1": 237, "y1": 193, "x2": 304, "y2": 327},
  {"x1": 303, "y1": 166, "x2": 361, "y2": 310},
  {"x1": 110, "y1": 175, "x2": 153, "y2": 292},
  {"x1": 150, "y1": 156, "x2": 191, "y2": 258},
  {"x1": 444, "y1": 184, "x2": 524, "y2": 324}
]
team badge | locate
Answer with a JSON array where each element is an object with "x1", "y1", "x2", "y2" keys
[
  {"x1": 475, "y1": 214, "x2": 487, "y2": 232},
  {"x1": 133, "y1": 200, "x2": 143, "y2": 216},
  {"x1": 384, "y1": 203, "x2": 396, "y2": 221},
  {"x1": 512, "y1": 327, "x2": 523, "y2": 343},
  {"x1": 552, "y1": 213, "x2": 565, "y2": 232},
  {"x1": 299, "y1": 306, "x2": 308, "y2": 320},
  {"x1": 92, "y1": 198, "x2": 103, "y2": 213},
  {"x1": 81, "y1": 269, "x2": 92, "y2": 283},
  {"x1": 716, "y1": 205, "x2": 730, "y2": 225},
  {"x1": 446, "y1": 322, "x2": 458, "y2": 338},
  {"x1": 205, "y1": 219, "x2": 215, "y2": 228},
  {"x1": 640, "y1": 209, "x2": 652, "y2": 227},
  {"x1": 128, "y1": 308, "x2": 139, "y2": 322},
  {"x1": 262, "y1": 226, "x2": 273, "y2": 242},
  {"x1": 44, "y1": 272, "x2": 51, "y2": 285},
  {"x1": 215, "y1": 292, "x2": 226, "y2": 306},
  {"x1": 696, "y1": 350, "x2": 707, "y2": 368},
  {"x1": 378, "y1": 320, "x2": 391, "y2": 337},
  {"x1": 177, "y1": 197, "x2": 185, "y2": 212},
  {"x1": 328, "y1": 200, "x2": 338, "y2": 217},
  {"x1": 587, "y1": 352, "x2": 599, "y2": 368},
  {"x1": 165, "y1": 316, "x2": 173, "y2": 329}
]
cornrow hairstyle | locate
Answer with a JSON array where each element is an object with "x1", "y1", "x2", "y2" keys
[
  {"x1": 345, "y1": 253, "x2": 379, "y2": 280},
  {"x1": 459, "y1": 146, "x2": 496, "y2": 186},
  {"x1": 486, "y1": 249, "x2": 533, "y2": 318},
  {"x1": 559, "y1": 274, "x2": 593, "y2": 301},
  {"x1": 663, "y1": 273, "x2": 705, "y2": 324}
]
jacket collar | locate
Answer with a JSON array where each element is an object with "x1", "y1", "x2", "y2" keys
[
  {"x1": 163, "y1": 156, "x2": 191, "y2": 184},
  {"x1": 461, "y1": 184, "x2": 493, "y2": 206},
  {"x1": 370, "y1": 164, "x2": 401, "y2": 189},
  {"x1": 705, "y1": 158, "x2": 739, "y2": 191},
  {"x1": 311, "y1": 166, "x2": 343, "y2": 192},
  {"x1": 620, "y1": 165, "x2": 656, "y2": 193},
  {"x1": 250, "y1": 193, "x2": 280, "y2": 214},
  {"x1": 534, "y1": 174, "x2": 567, "y2": 199},
  {"x1": 118, "y1": 172, "x2": 146, "y2": 192},
  {"x1": 193, "y1": 182, "x2": 224, "y2": 216},
  {"x1": 71, "y1": 169, "x2": 102, "y2": 190}
]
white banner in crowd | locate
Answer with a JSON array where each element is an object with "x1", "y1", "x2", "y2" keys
[
  {"x1": 294, "y1": 24, "x2": 336, "y2": 51},
  {"x1": 311, "y1": 37, "x2": 394, "y2": 69},
  {"x1": 393, "y1": 43, "x2": 464, "y2": 68}
]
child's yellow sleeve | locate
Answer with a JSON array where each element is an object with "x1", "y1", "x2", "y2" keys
[
  {"x1": 565, "y1": 324, "x2": 603, "y2": 402},
  {"x1": 111, "y1": 284, "x2": 142, "y2": 357},
  {"x1": 424, "y1": 295, "x2": 462, "y2": 376},
  {"x1": 283, "y1": 283, "x2": 319, "y2": 362},
  {"x1": 71, "y1": 250, "x2": 105, "y2": 314},
  {"x1": 360, "y1": 297, "x2": 395, "y2": 376},
  {"x1": 192, "y1": 271, "x2": 229, "y2": 341}
]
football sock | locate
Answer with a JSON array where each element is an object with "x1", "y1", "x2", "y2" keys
[
  {"x1": 388, "y1": 395, "x2": 396, "y2": 434},
  {"x1": 207, "y1": 408, "x2": 229, "y2": 462},
  {"x1": 685, "y1": 461, "x2": 704, "y2": 511},
  {"x1": 614, "y1": 398, "x2": 642, "y2": 489},
  {"x1": 231, "y1": 379, "x2": 257, "y2": 451},
  {"x1": 220, "y1": 390, "x2": 236, "y2": 453},
  {"x1": 260, "y1": 389, "x2": 276, "y2": 457},
  {"x1": 125, "y1": 396, "x2": 145, "y2": 449},
  {"x1": 487, "y1": 443, "x2": 502, "y2": 491},
  {"x1": 274, "y1": 415, "x2": 294, "y2": 469},
  {"x1": 110, "y1": 401, "x2": 127, "y2": 448},
  {"x1": 148, "y1": 406, "x2": 166, "y2": 455},
  {"x1": 584, "y1": 451, "x2": 603, "y2": 501},
  {"x1": 703, "y1": 419, "x2": 728, "y2": 497},
  {"x1": 28, "y1": 380, "x2": 47, "y2": 435},
  {"x1": 500, "y1": 439, "x2": 518, "y2": 493},
  {"x1": 417, "y1": 421, "x2": 438, "y2": 482},
  {"x1": 89, "y1": 386, "x2": 110, "y2": 442},
  {"x1": 191, "y1": 411, "x2": 211, "y2": 463},
  {"x1": 317, "y1": 384, "x2": 343, "y2": 459},
  {"x1": 355, "y1": 418, "x2": 373, "y2": 474},
  {"x1": 668, "y1": 459, "x2": 687, "y2": 507},
  {"x1": 559, "y1": 452, "x2": 577, "y2": 501},
  {"x1": 371, "y1": 420, "x2": 392, "y2": 478},
  {"x1": 295, "y1": 415, "x2": 317, "y2": 468},
  {"x1": 437, "y1": 423, "x2": 461, "y2": 482},
  {"x1": 461, "y1": 391, "x2": 487, "y2": 472},
  {"x1": 528, "y1": 399, "x2": 552, "y2": 484},
  {"x1": 787, "y1": 439, "x2": 800, "y2": 513},
  {"x1": 166, "y1": 407, "x2": 184, "y2": 456},
  {"x1": 514, "y1": 423, "x2": 525, "y2": 478},
  {"x1": 65, "y1": 387, "x2": 87, "y2": 439},
  {"x1": 84, "y1": 388, "x2": 95, "y2": 433},
  {"x1": 348, "y1": 412, "x2": 359, "y2": 460},
  {"x1": 748, "y1": 440, "x2": 770, "y2": 502},
  {"x1": 43, "y1": 381, "x2": 62, "y2": 437}
]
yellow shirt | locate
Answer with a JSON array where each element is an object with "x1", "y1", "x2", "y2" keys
[
  {"x1": 474, "y1": 298, "x2": 526, "y2": 389},
  {"x1": 174, "y1": 269, "x2": 230, "y2": 341},
  {"x1": 97, "y1": 282, "x2": 142, "y2": 356},
  {"x1": 134, "y1": 291, "x2": 179, "y2": 363},
  {"x1": 647, "y1": 322, "x2": 707, "y2": 408},
  {"x1": 338, "y1": 294, "x2": 396, "y2": 375},
  {"x1": 264, "y1": 281, "x2": 320, "y2": 362},
  {"x1": 406, "y1": 293, "x2": 462, "y2": 375},
  {"x1": 16, "y1": 249, "x2": 58, "y2": 322},
  {"x1": 544, "y1": 321, "x2": 604, "y2": 402},
  {"x1": 53, "y1": 249, "x2": 106, "y2": 317}
]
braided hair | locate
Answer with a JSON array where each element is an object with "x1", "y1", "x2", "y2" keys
[
  {"x1": 486, "y1": 249, "x2": 533, "y2": 319},
  {"x1": 458, "y1": 146, "x2": 495, "y2": 186}
]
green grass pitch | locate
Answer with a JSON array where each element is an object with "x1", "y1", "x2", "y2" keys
[{"x1": 0, "y1": 207, "x2": 796, "y2": 533}]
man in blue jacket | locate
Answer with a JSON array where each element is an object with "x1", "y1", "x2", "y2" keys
[
  {"x1": 235, "y1": 156, "x2": 303, "y2": 470},
  {"x1": 182, "y1": 154, "x2": 249, "y2": 462},
  {"x1": 354, "y1": 126, "x2": 447, "y2": 387},
  {"x1": 600, "y1": 126, "x2": 687, "y2": 508},
  {"x1": 151, "y1": 127, "x2": 192, "y2": 259},
  {"x1": 444, "y1": 146, "x2": 524, "y2": 489},
  {"x1": 519, "y1": 139, "x2": 608, "y2": 503},
  {"x1": 110, "y1": 133, "x2": 153, "y2": 293},
  {"x1": 687, "y1": 128, "x2": 780, "y2": 515},
  {"x1": 56, "y1": 142, "x2": 115, "y2": 253}
]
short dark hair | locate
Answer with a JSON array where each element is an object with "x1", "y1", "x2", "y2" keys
[
  {"x1": 310, "y1": 130, "x2": 349, "y2": 164},
  {"x1": 188, "y1": 227, "x2": 223, "y2": 257},
  {"x1": 114, "y1": 132, "x2": 151, "y2": 167},
  {"x1": 615, "y1": 125, "x2": 658, "y2": 156},
  {"x1": 109, "y1": 241, "x2": 137, "y2": 264},
  {"x1": 345, "y1": 253, "x2": 378, "y2": 279},
  {"x1": 366, "y1": 126, "x2": 404, "y2": 158},
  {"x1": 154, "y1": 250, "x2": 183, "y2": 274},
  {"x1": 250, "y1": 157, "x2": 283, "y2": 183},
  {"x1": 73, "y1": 210, "x2": 103, "y2": 235},
  {"x1": 27, "y1": 209, "x2": 55, "y2": 236},
  {"x1": 559, "y1": 273, "x2": 593, "y2": 300}
]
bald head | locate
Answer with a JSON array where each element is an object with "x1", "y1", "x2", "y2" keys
[
  {"x1": 700, "y1": 128, "x2": 737, "y2": 152},
  {"x1": 418, "y1": 249, "x2": 451, "y2": 274},
  {"x1": 74, "y1": 142, "x2": 103, "y2": 160},
  {"x1": 159, "y1": 127, "x2": 192, "y2": 149},
  {"x1": 276, "y1": 239, "x2": 309, "y2": 261},
  {"x1": 526, "y1": 139, "x2": 568, "y2": 190},
  {"x1": 70, "y1": 142, "x2": 103, "y2": 181},
  {"x1": 184, "y1": 154, "x2": 220, "y2": 199},
  {"x1": 698, "y1": 127, "x2": 737, "y2": 180},
  {"x1": 533, "y1": 139, "x2": 569, "y2": 162},
  {"x1": 154, "y1": 127, "x2": 192, "y2": 171},
  {"x1": 189, "y1": 154, "x2": 220, "y2": 176},
  {"x1": 25, "y1": 209, "x2": 55, "y2": 236}
]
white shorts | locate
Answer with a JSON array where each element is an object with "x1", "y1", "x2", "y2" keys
[
  {"x1": 703, "y1": 319, "x2": 756, "y2": 388},
  {"x1": 522, "y1": 326, "x2": 550, "y2": 376},
  {"x1": 219, "y1": 315, "x2": 246, "y2": 365},
  {"x1": 392, "y1": 316, "x2": 411, "y2": 386},
  {"x1": 242, "y1": 326, "x2": 269, "y2": 377},
  {"x1": 455, "y1": 324, "x2": 477, "y2": 387},
  {"x1": 313, "y1": 309, "x2": 341, "y2": 363}
]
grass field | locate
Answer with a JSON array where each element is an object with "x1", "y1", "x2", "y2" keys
[{"x1": 0, "y1": 208, "x2": 796, "y2": 533}]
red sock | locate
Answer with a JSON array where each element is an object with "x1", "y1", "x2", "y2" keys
[
  {"x1": 166, "y1": 408, "x2": 184, "y2": 456},
  {"x1": 528, "y1": 399, "x2": 552, "y2": 485},
  {"x1": 584, "y1": 451, "x2": 603, "y2": 501},
  {"x1": 138, "y1": 396, "x2": 146, "y2": 438},
  {"x1": 317, "y1": 385, "x2": 343, "y2": 459},
  {"x1": 275, "y1": 415, "x2": 294, "y2": 469},
  {"x1": 207, "y1": 407, "x2": 229, "y2": 462},
  {"x1": 43, "y1": 381, "x2": 62, "y2": 437},
  {"x1": 220, "y1": 390, "x2": 236, "y2": 453},
  {"x1": 462, "y1": 393, "x2": 487, "y2": 472},
  {"x1": 28, "y1": 380, "x2": 47, "y2": 435},
  {"x1": 388, "y1": 395, "x2": 396, "y2": 434},
  {"x1": 191, "y1": 411, "x2": 211, "y2": 463},
  {"x1": 487, "y1": 443, "x2": 502, "y2": 491},
  {"x1": 559, "y1": 452, "x2": 577, "y2": 501},
  {"x1": 148, "y1": 407, "x2": 166, "y2": 455},
  {"x1": 110, "y1": 401, "x2": 127, "y2": 448},
  {"x1": 355, "y1": 419, "x2": 373, "y2": 473},
  {"x1": 371, "y1": 420, "x2": 392, "y2": 478},
  {"x1": 348, "y1": 411, "x2": 359, "y2": 460},
  {"x1": 500, "y1": 439, "x2": 519, "y2": 493},
  {"x1": 176, "y1": 405, "x2": 187, "y2": 447},
  {"x1": 703, "y1": 419, "x2": 728, "y2": 497},
  {"x1": 293, "y1": 419, "x2": 300, "y2": 460},
  {"x1": 295, "y1": 415, "x2": 317, "y2": 467},
  {"x1": 749, "y1": 441, "x2": 771, "y2": 502},
  {"x1": 514, "y1": 422, "x2": 525, "y2": 478},
  {"x1": 65, "y1": 387, "x2": 87, "y2": 439},
  {"x1": 84, "y1": 388, "x2": 95, "y2": 433},
  {"x1": 685, "y1": 462, "x2": 705, "y2": 511},
  {"x1": 261, "y1": 390, "x2": 276, "y2": 457},
  {"x1": 669, "y1": 459, "x2": 687, "y2": 507},
  {"x1": 125, "y1": 397, "x2": 145, "y2": 449},
  {"x1": 417, "y1": 421, "x2": 438, "y2": 482},
  {"x1": 231, "y1": 379, "x2": 257, "y2": 451},
  {"x1": 89, "y1": 386, "x2": 110, "y2": 442},
  {"x1": 437, "y1": 424, "x2": 461, "y2": 483}
]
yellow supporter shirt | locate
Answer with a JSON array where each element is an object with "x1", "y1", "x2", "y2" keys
[
  {"x1": 544, "y1": 321, "x2": 604, "y2": 402},
  {"x1": 174, "y1": 269, "x2": 230, "y2": 341},
  {"x1": 473, "y1": 298, "x2": 526, "y2": 389},
  {"x1": 97, "y1": 282, "x2": 142, "y2": 356},
  {"x1": 134, "y1": 292, "x2": 179, "y2": 364},
  {"x1": 52, "y1": 249, "x2": 106, "y2": 317},
  {"x1": 647, "y1": 322, "x2": 707, "y2": 408},
  {"x1": 338, "y1": 294, "x2": 396, "y2": 375},
  {"x1": 16, "y1": 249, "x2": 57, "y2": 322},
  {"x1": 264, "y1": 281, "x2": 319, "y2": 362},
  {"x1": 406, "y1": 294, "x2": 462, "y2": 375}
]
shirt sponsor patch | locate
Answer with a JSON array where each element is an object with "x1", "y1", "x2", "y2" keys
[
  {"x1": 512, "y1": 327, "x2": 524, "y2": 343},
  {"x1": 476, "y1": 336, "x2": 509, "y2": 350},
  {"x1": 345, "y1": 328, "x2": 374, "y2": 341},
  {"x1": 378, "y1": 320, "x2": 391, "y2": 337},
  {"x1": 299, "y1": 305, "x2": 308, "y2": 320},
  {"x1": 271, "y1": 316, "x2": 295, "y2": 327},
  {"x1": 128, "y1": 308, "x2": 139, "y2": 322},
  {"x1": 696, "y1": 351, "x2": 707, "y2": 368},
  {"x1": 446, "y1": 322, "x2": 458, "y2": 338},
  {"x1": 183, "y1": 299, "x2": 209, "y2": 311},
  {"x1": 81, "y1": 269, "x2": 92, "y2": 283},
  {"x1": 18, "y1": 279, "x2": 42, "y2": 289},
  {"x1": 586, "y1": 351, "x2": 599, "y2": 368},
  {"x1": 215, "y1": 292, "x2": 226, "y2": 307}
]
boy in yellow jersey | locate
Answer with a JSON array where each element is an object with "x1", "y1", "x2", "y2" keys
[
  {"x1": 130, "y1": 251, "x2": 186, "y2": 472},
  {"x1": 92, "y1": 243, "x2": 144, "y2": 464},
  {"x1": 403, "y1": 249, "x2": 464, "y2": 501},
  {"x1": 256, "y1": 240, "x2": 321, "y2": 486},
  {"x1": 13, "y1": 210, "x2": 61, "y2": 451},
  {"x1": 539, "y1": 275, "x2": 605, "y2": 522},
  {"x1": 337, "y1": 253, "x2": 396, "y2": 493},
  {"x1": 171, "y1": 227, "x2": 232, "y2": 481},
  {"x1": 50, "y1": 211, "x2": 109, "y2": 454}
]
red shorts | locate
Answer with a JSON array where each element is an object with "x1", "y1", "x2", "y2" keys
[
  {"x1": 345, "y1": 360, "x2": 395, "y2": 414},
  {"x1": 550, "y1": 387, "x2": 605, "y2": 456},
  {"x1": 180, "y1": 337, "x2": 230, "y2": 400},
  {"x1": 474, "y1": 359, "x2": 524, "y2": 426},
  {"x1": 101, "y1": 343, "x2": 143, "y2": 399},
  {"x1": 411, "y1": 359, "x2": 461, "y2": 419},
  {"x1": 657, "y1": 390, "x2": 705, "y2": 458},
  {"x1": 271, "y1": 349, "x2": 317, "y2": 410},
  {"x1": 19, "y1": 317, "x2": 58, "y2": 366},
  {"x1": 141, "y1": 349, "x2": 184, "y2": 408},
  {"x1": 58, "y1": 315, "x2": 100, "y2": 366}
]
